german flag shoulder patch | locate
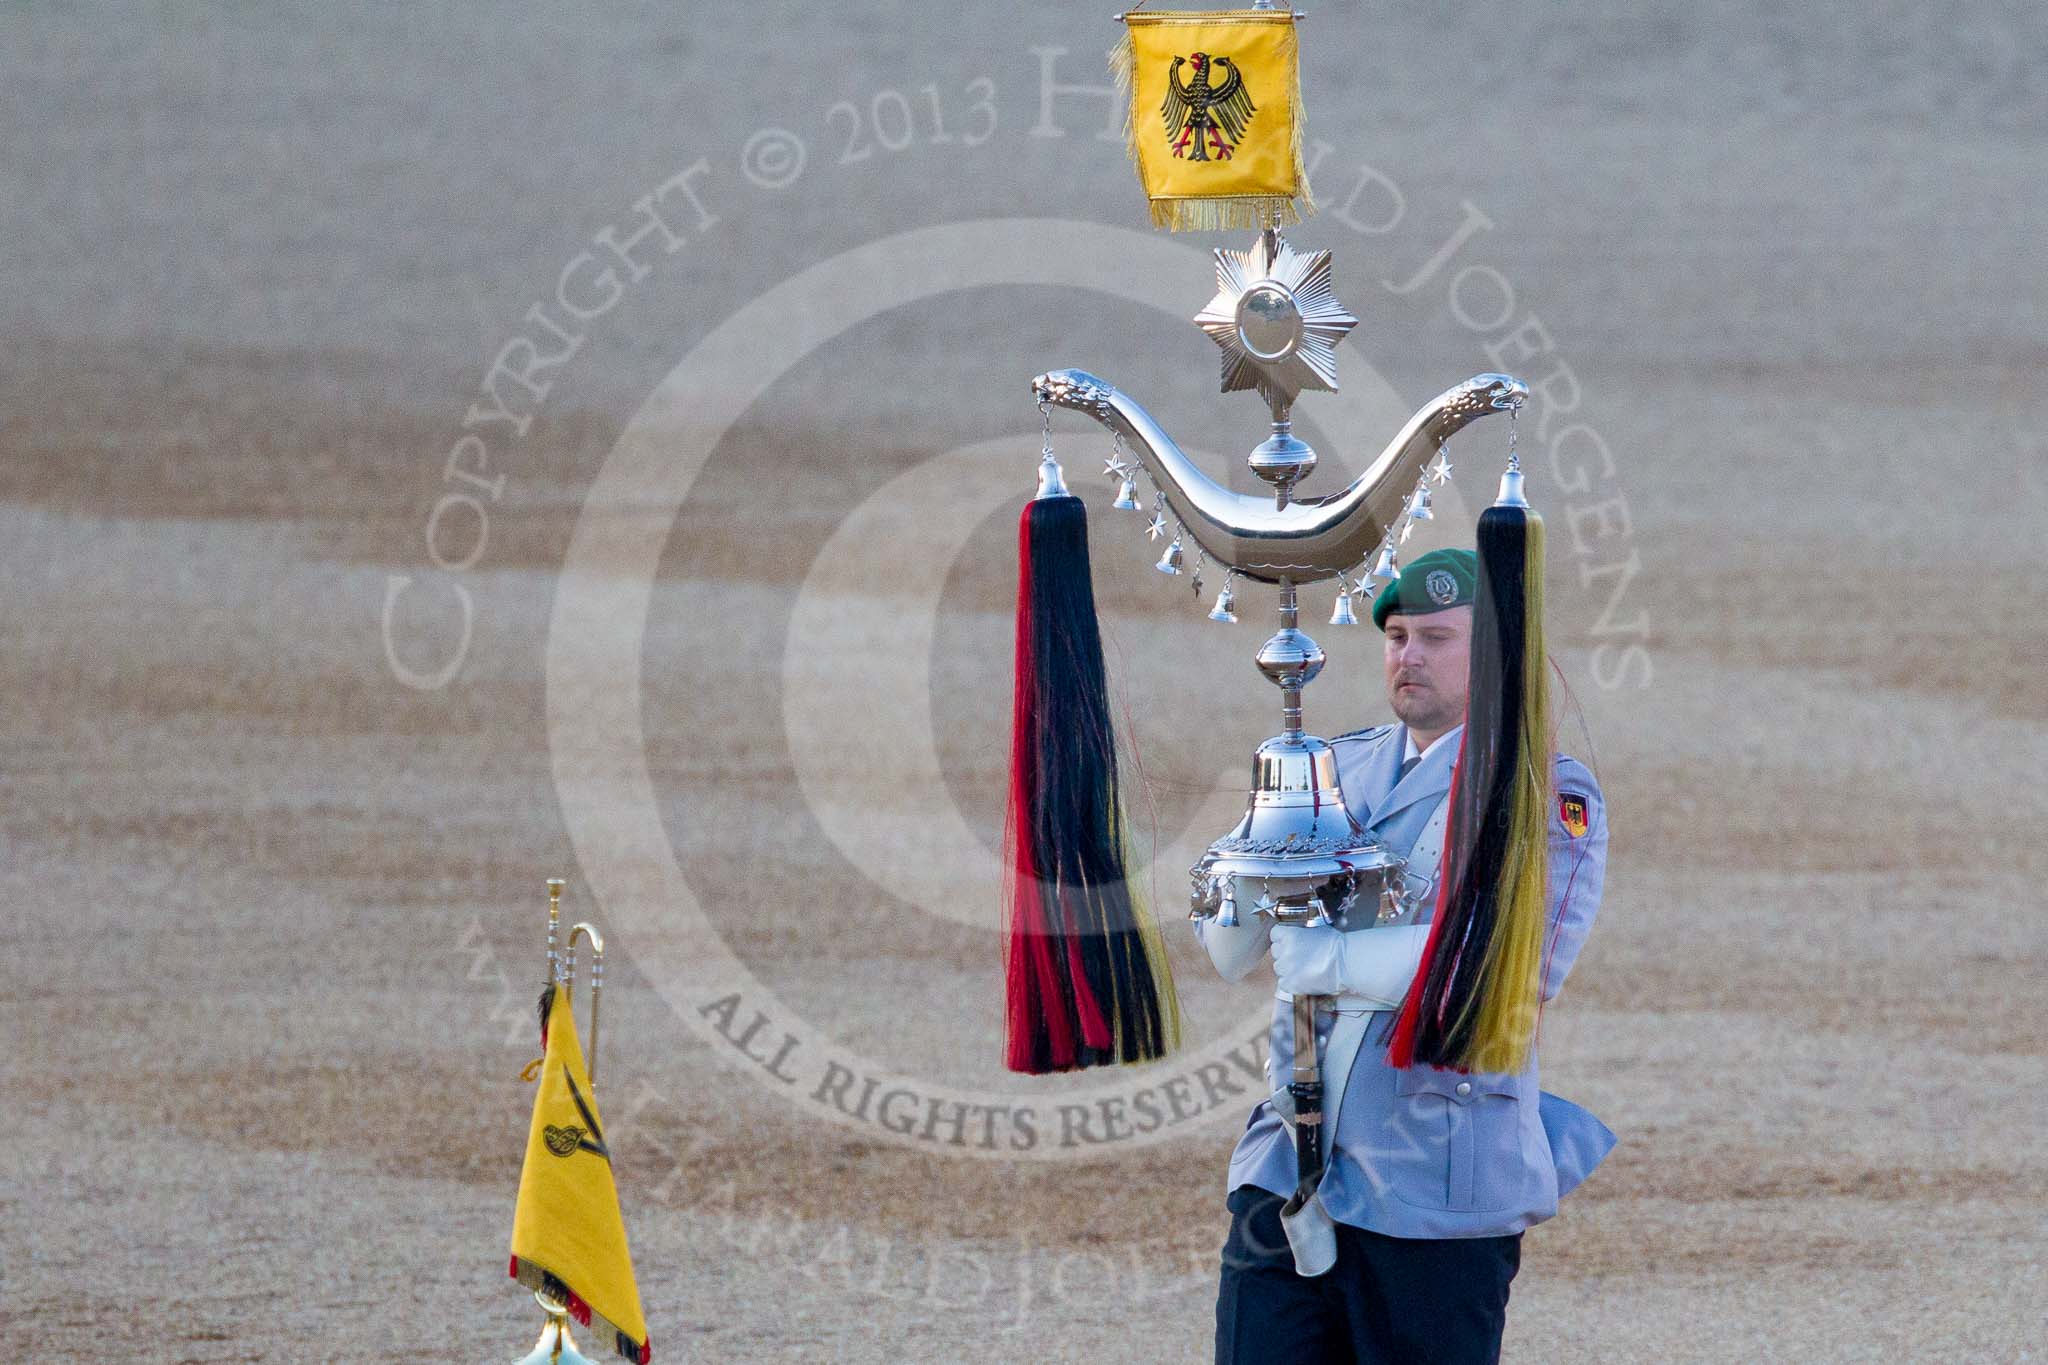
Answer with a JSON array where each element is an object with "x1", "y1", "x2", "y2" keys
[{"x1": 1558, "y1": 792, "x2": 1589, "y2": 838}]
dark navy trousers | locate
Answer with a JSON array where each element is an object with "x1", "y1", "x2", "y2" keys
[{"x1": 1215, "y1": 1186, "x2": 1522, "y2": 1365}]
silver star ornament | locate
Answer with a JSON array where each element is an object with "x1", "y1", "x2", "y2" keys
[{"x1": 1192, "y1": 230, "x2": 1359, "y2": 410}]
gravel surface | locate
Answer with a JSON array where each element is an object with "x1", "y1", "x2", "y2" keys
[{"x1": 4, "y1": 2, "x2": 2044, "y2": 1360}]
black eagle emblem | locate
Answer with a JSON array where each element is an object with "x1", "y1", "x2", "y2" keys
[
  {"x1": 1163, "y1": 52, "x2": 1256, "y2": 161},
  {"x1": 542, "y1": 1064, "x2": 610, "y2": 1160}
]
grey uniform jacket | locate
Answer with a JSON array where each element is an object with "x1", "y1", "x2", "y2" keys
[{"x1": 1196, "y1": 722, "x2": 1615, "y2": 1239}]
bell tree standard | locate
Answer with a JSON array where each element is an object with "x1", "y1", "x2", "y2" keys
[{"x1": 1002, "y1": 1, "x2": 1558, "y2": 1213}]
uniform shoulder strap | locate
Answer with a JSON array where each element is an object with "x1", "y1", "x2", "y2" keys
[{"x1": 1330, "y1": 723, "x2": 1396, "y2": 744}]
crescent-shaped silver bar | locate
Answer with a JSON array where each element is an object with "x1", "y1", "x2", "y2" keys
[{"x1": 1030, "y1": 369, "x2": 1529, "y2": 585}]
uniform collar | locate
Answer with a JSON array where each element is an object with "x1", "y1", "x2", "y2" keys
[
  {"x1": 1373, "y1": 722, "x2": 1463, "y2": 827},
  {"x1": 1404, "y1": 727, "x2": 1458, "y2": 766}
]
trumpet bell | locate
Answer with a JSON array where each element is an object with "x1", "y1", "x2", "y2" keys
[{"x1": 517, "y1": 1293, "x2": 595, "y2": 1365}]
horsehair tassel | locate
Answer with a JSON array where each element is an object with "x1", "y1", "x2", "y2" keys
[
  {"x1": 1003, "y1": 501, "x2": 1070, "y2": 1071},
  {"x1": 1461, "y1": 508, "x2": 1550, "y2": 1073},
  {"x1": 1386, "y1": 502, "x2": 1550, "y2": 1074},
  {"x1": 1003, "y1": 493, "x2": 1182, "y2": 1074}
]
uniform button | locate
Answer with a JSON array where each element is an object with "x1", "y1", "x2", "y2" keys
[{"x1": 1454, "y1": 1081, "x2": 1472, "y2": 1096}]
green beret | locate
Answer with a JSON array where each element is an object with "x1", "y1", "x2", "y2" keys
[{"x1": 1371, "y1": 547, "x2": 1478, "y2": 630}]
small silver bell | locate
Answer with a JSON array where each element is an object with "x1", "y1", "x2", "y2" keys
[
  {"x1": 1155, "y1": 534, "x2": 1184, "y2": 575},
  {"x1": 1495, "y1": 464, "x2": 1529, "y2": 508},
  {"x1": 1034, "y1": 450, "x2": 1069, "y2": 500},
  {"x1": 1209, "y1": 585, "x2": 1237, "y2": 623},
  {"x1": 1329, "y1": 589, "x2": 1358, "y2": 626},
  {"x1": 1215, "y1": 881, "x2": 1239, "y2": 928},
  {"x1": 1377, "y1": 880, "x2": 1404, "y2": 925},
  {"x1": 1410, "y1": 485, "x2": 1433, "y2": 520},
  {"x1": 1370, "y1": 543, "x2": 1400, "y2": 584},
  {"x1": 1113, "y1": 476, "x2": 1139, "y2": 510}
]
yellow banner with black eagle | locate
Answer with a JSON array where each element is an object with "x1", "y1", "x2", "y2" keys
[
  {"x1": 1111, "y1": 8, "x2": 1313, "y2": 231},
  {"x1": 510, "y1": 983, "x2": 651, "y2": 1363}
]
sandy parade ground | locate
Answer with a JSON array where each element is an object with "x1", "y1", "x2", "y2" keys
[{"x1": 3, "y1": 2, "x2": 2045, "y2": 1360}]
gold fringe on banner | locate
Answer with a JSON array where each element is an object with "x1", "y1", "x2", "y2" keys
[{"x1": 1110, "y1": 8, "x2": 1314, "y2": 231}]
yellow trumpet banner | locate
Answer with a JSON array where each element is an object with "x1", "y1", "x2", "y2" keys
[{"x1": 510, "y1": 984, "x2": 650, "y2": 1362}]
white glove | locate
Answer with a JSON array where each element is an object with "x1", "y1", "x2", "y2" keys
[
  {"x1": 1271, "y1": 923, "x2": 1434, "y2": 1006},
  {"x1": 1270, "y1": 922, "x2": 1347, "y2": 996},
  {"x1": 1192, "y1": 914, "x2": 1272, "y2": 983}
]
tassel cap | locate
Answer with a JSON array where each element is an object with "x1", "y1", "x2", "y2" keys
[{"x1": 1035, "y1": 452, "x2": 1070, "y2": 500}]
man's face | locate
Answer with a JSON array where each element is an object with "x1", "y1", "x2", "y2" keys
[{"x1": 1382, "y1": 607, "x2": 1472, "y2": 733}]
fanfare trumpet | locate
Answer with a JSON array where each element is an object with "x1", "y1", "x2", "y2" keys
[
  {"x1": 540, "y1": 876, "x2": 605, "y2": 1085},
  {"x1": 515, "y1": 877, "x2": 618, "y2": 1365}
]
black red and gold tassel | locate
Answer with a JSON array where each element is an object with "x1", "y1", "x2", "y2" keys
[
  {"x1": 1386, "y1": 481, "x2": 1551, "y2": 1075},
  {"x1": 1003, "y1": 489, "x2": 1182, "y2": 1074}
]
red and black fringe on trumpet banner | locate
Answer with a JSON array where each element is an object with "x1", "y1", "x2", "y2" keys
[
  {"x1": 1003, "y1": 494, "x2": 1180, "y2": 1074},
  {"x1": 1386, "y1": 499, "x2": 1552, "y2": 1075},
  {"x1": 509, "y1": 1256, "x2": 651, "y2": 1364}
]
